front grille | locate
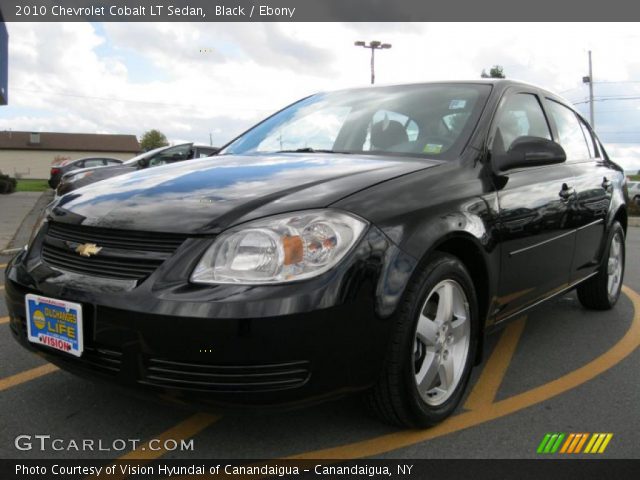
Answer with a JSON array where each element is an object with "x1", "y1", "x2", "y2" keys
[
  {"x1": 41, "y1": 243, "x2": 163, "y2": 280},
  {"x1": 47, "y1": 222, "x2": 186, "y2": 253},
  {"x1": 41, "y1": 222, "x2": 187, "y2": 281},
  {"x1": 140, "y1": 358, "x2": 311, "y2": 393},
  {"x1": 56, "y1": 346, "x2": 123, "y2": 375}
]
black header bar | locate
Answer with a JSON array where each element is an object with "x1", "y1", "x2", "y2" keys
[{"x1": 1, "y1": 0, "x2": 640, "y2": 21}]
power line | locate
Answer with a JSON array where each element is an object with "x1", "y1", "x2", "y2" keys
[
  {"x1": 573, "y1": 96, "x2": 640, "y2": 105},
  {"x1": 14, "y1": 87, "x2": 195, "y2": 108},
  {"x1": 560, "y1": 80, "x2": 640, "y2": 95},
  {"x1": 589, "y1": 108, "x2": 640, "y2": 113},
  {"x1": 594, "y1": 80, "x2": 640, "y2": 84},
  {"x1": 11, "y1": 87, "x2": 274, "y2": 112}
]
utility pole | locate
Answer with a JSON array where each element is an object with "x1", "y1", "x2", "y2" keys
[
  {"x1": 354, "y1": 40, "x2": 392, "y2": 85},
  {"x1": 209, "y1": 132, "x2": 213, "y2": 146},
  {"x1": 582, "y1": 50, "x2": 595, "y2": 128}
]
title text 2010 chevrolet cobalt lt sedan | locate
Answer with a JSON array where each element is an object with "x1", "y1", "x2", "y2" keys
[{"x1": 5, "y1": 80, "x2": 627, "y2": 427}]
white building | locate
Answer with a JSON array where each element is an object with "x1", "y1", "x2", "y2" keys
[{"x1": 0, "y1": 131, "x2": 140, "y2": 179}]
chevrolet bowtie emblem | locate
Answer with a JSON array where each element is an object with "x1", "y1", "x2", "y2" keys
[{"x1": 75, "y1": 243, "x2": 102, "y2": 257}]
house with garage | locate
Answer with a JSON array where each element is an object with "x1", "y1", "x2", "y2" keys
[{"x1": 0, "y1": 131, "x2": 140, "y2": 179}]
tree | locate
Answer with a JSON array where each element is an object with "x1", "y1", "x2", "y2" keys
[
  {"x1": 481, "y1": 65, "x2": 506, "y2": 79},
  {"x1": 139, "y1": 129, "x2": 169, "y2": 151}
]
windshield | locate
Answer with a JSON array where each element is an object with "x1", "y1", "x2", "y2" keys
[{"x1": 221, "y1": 84, "x2": 491, "y2": 159}]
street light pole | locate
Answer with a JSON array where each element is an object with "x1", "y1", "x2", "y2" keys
[
  {"x1": 588, "y1": 50, "x2": 595, "y2": 129},
  {"x1": 354, "y1": 40, "x2": 392, "y2": 85},
  {"x1": 582, "y1": 50, "x2": 595, "y2": 128},
  {"x1": 370, "y1": 46, "x2": 375, "y2": 85}
]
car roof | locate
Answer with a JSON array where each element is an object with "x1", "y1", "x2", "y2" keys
[
  {"x1": 71, "y1": 156, "x2": 122, "y2": 162},
  {"x1": 325, "y1": 79, "x2": 571, "y2": 107}
]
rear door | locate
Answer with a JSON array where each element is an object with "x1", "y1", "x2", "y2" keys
[
  {"x1": 492, "y1": 89, "x2": 577, "y2": 320},
  {"x1": 544, "y1": 99, "x2": 614, "y2": 283}
]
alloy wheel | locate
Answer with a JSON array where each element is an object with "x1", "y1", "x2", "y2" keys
[
  {"x1": 413, "y1": 279, "x2": 471, "y2": 406},
  {"x1": 607, "y1": 231, "x2": 623, "y2": 299}
]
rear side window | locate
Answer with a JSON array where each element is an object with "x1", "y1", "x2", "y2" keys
[
  {"x1": 83, "y1": 159, "x2": 105, "y2": 168},
  {"x1": 546, "y1": 100, "x2": 591, "y2": 161},
  {"x1": 578, "y1": 119, "x2": 599, "y2": 158},
  {"x1": 493, "y1": 93, "x2": 552, "y2": 151}
]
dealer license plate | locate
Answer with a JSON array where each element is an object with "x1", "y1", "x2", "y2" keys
[{"x1": 25, "y1": 294, "x2": 84, "y2": 357}]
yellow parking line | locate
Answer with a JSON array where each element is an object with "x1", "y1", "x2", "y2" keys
[
  {"x1": 0, "y1": 316, "x2": 9, "y2": 325},
  {"x1": 0, "y1": 285, "x2": 4, "y2": 291},
  {"x1": 94, "y1": 413, "x2": 220, "y2": 480},
  {"x1": 121, "y1": 413, "x2": 220, "y2": 460},
  {"x1": 283, "y1": 286, "x2": 640, "y2": 459},
  {"x1": 0, "y1": 364, "x2": 59, "y2": 392},
  {"x1": 163, "y1": 286, "x2": 640, "y2": 480},
  {"x1": 464, "y1": 316, "x2": 526, "y2": 410},
  {"x1": 0, "y1": 263, "x2": 7, "y2": 268}
]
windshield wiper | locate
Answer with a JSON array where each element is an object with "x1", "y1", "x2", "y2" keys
[{"x1": 276, "y1": 148, "x2": 351, "y2": 154}]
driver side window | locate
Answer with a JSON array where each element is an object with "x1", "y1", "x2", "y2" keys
[{"x1": 492, "y1": 93, "x2": 552, "y2": 153}]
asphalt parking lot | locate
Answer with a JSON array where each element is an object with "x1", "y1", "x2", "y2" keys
[{"x1": 1, "y1": 206, "x2": 639, "y2": 461}]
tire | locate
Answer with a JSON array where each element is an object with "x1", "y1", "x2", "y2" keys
[
  {"x1": 577, "y1": 221, "x2": 625, "y2": 310},
  {"x1": 365, "y1": 252, "x2": 479, "y2": 428}
]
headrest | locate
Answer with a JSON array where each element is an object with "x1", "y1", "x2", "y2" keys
[{"x1": 370, "y1": 119, "x2": 408, "y2": 150}]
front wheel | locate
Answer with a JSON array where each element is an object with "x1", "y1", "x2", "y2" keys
[
  {"x1": 577, "y1": 221, "x2": 625, "y2": 310},
  {"x1": 365, "y1": 253, "x2": 478, "y2": 428}
]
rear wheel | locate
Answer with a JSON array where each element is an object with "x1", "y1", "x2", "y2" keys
[
  {"x1": 365, "y1": 253, "x2": 478, "y2": 427},
  {"x1": 577, "y1": 221, "x2": 625, "y2": 310}
]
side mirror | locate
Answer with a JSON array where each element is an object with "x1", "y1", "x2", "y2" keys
[{"x1": 493, "y1": 136, "x2": 566, "y2": 172}]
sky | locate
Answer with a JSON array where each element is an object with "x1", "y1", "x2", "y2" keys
[{"x1": 1, "y1": 22, "x2": 640, "y2": 171}]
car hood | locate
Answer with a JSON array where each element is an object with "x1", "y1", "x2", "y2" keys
[{"x1": 52, "y1": 154, "x2": 441, "y2": 234}]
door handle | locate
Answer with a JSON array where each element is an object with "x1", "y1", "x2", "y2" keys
[
  {"x1": 559, "y1": 183, "x2": 575, "y2": 200},
  {"x1": 602, "y1": 177, "x2": 613, "y2": 190}
]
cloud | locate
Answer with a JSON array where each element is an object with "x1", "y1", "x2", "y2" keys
[
  {"x1": 605, "y1": 143, "x2": 640, "y2": 172},
  {"x1": 2, "y1": 22, "x2": 639, "y2": 152}
]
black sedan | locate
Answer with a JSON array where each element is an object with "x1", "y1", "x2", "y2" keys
[
  {"x1": 5, "y1": 80, "x2": 627, "y2": 427},
  {"x1": 55, "y1": 143, "x2": 219, "y2": 196},
  {"x1": 48, "y1": 156, "x2": 124, "y2": 188}
]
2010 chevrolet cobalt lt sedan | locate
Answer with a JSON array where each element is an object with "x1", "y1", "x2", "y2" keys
[{"x1": 5, "y1": 80, "x2": 627, "y2": 427}]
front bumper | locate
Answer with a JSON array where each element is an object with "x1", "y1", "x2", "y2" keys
[{"x1": 4, "y1": 227, "x2": 416, "y2": 409}]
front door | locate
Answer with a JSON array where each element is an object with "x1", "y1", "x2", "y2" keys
[{"x1": 491, "y1": 90, "x2": 577, "y2": 320}]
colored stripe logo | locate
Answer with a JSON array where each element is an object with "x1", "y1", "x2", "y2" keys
[{"x1": 537, "y1": 433, "x2": 613, "y2": 454}]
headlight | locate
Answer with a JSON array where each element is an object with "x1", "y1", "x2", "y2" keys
[{"x1": 191, "y1": 210, "x2": 368, "y2": 285}]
